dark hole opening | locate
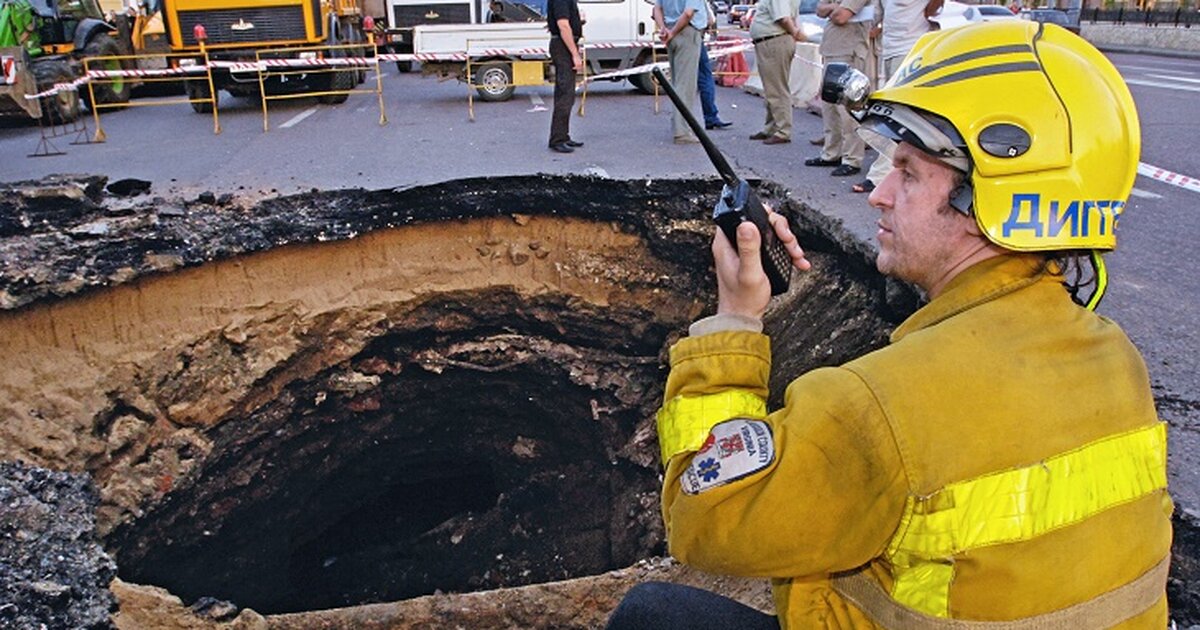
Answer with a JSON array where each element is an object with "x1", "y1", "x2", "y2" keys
[{"x1": 110, "y1": 307, "x2": 669, "y2": 614}]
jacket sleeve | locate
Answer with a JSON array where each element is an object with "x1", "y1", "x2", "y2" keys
[{"x1": 657, "y1": 330, "x2": 908, "y2": 578}]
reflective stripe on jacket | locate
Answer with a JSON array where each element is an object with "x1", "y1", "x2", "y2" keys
[{"x1": 657, "y1": 254, "x2": 1172, "y2": 628}]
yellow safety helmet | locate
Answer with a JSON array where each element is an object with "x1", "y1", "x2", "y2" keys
[{"x1": 857, "y1": 21, "x2": 1140, "y2": 255}]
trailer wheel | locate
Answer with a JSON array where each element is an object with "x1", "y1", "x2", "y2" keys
[
  {"x1": 32, "y1": 60, "x2": 81, "y2": 123},
  {"x1": 473, "y1": 62, "x2": 514, "y2": 102},
  {"x1": 628, "y1": 51, "x2": 657, "y2": 95},
  {"x1": 80, "y1": 34, "x2": 131, "y2": 109},
  {"x1": 185, "y1": 80, "x2": 215, "y2": 113}
]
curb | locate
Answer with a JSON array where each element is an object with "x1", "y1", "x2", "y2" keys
[{"x1": 1094, "y1": 43, "x2": 1200, "y2": 60}]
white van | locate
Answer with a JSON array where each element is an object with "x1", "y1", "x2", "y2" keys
[{"x1": 407, "y1": 0, "x2": 662, "y2": 100}]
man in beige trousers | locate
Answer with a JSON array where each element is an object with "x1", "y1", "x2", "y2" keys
[
  {"x1": 747, "y1": 0, "x2": 805, "y2": 144},
  {"x1": 806, "y1": 0, "x2": 874, "y2": 174}
]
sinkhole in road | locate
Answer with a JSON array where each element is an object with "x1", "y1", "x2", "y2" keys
[{"x1": 1, "y1": 175, "x2": 913, "y2": 615}]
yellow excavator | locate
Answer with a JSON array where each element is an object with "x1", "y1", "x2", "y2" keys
[{"x1": 0, "y1": 0, "x2": 165, "y2": 122}]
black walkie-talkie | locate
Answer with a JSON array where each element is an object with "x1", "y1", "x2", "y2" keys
[{"x1": 651, "y1": 66, "x2": 791, "y2": 295}]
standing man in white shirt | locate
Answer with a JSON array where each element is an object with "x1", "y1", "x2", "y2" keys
[{"x1": 851, "y1": 0, "x2": 943, "y2": 192}]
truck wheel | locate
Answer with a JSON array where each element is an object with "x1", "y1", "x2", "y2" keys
[
  {"x1": 317, "y1": 68, "x2": 354, "y2": 104},
  {"x1": 185, "y1": 80, "x2": 215, "y2": 113},
  {"x1": 473, "y1": 62, "x2": 514, "y2": 102},
  {"x1": 628, "y1": 51, "x2": 657, "y2": 95},
  {"x1": 396, "y1": 61, "x2": 413, "y2": 73},
  {"x1": 81, "y1": 34, "x2": 131, "y2": 108},
  {"x1": 32, "y1": 60, "x2": 81, "y2": 123}
]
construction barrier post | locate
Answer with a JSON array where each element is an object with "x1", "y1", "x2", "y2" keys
[
  {"x1": 466, "y1": 53, "x2": 475, "y2": 122},
  {"x1": 198, "y1": 36, "x2": 221, "y2": 134},
  {"x1": 576, "y1": 42, "x2": 588, "y2": 117},
  {"x1": 367, "y1": 28, "x2": 387, "y2": 126},
  {"x1": 86, "y1": 59, "x2": 106, "y2": 142},
  {"x1": 651, "y1": 31, "x2": 662, "y2": 113}
]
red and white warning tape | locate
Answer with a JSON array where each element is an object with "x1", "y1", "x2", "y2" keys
[
  {"x1": 1137, "y1": 162, "x2": 1200, "y2": 195},
  {"x1": 87, "y1": 65, "x2": 209, "y2": 78},
  {"x1": 25, "y1": 76, "x2": 90, "y2": 100},
  {"x1": 585, "y1": 41, "x2": 751, "y2": 82},
  {"x1": 21, "y1": 38, "x2": 740, "y2": 98}
]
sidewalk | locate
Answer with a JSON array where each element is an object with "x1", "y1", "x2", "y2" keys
[{"x1": 1082, "y1": 22, "x2": 1200, "y2": 58}]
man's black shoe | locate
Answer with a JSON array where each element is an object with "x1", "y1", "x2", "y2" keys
[
  {"x1": 705, "y1": 120, "x2": 733, "y2": 130},
  {"x1": 550, "y1": 143, "x2": 575, "y2": 153},
  {"x1": 565, "y1": 139, "x2": 584, "y2": 147}
]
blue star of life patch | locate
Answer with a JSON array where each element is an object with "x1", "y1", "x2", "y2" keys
[
  {"x1": 697, "y1": 458, "x2": 721, "y2": 482},
  {"x1": 681, "y1": 419, "x2": 775, "y2": 494}
]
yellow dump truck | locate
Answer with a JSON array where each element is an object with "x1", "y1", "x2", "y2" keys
[{"x1": 162, "y1": 0, "x2": 366, "y2": 111}]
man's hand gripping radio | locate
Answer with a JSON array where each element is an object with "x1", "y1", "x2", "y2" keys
[{"x1": 651, "y1": 67, "x2": 794, "y2": 296}]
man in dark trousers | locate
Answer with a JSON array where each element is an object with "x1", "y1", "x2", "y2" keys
[{"x1": 547, "y1": 0, "x2": 584, "y2": 153}]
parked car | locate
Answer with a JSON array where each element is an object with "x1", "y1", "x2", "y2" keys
[
  {"x1": 713, "y1": 0, "x2": 730, "y2": 14},
  {"x1": 973, "y1": 4, "x2": 1020, "y2": 20},
  {"x1": 728, "y1": 3, "x2": 751, "y2": 24},
  {"x1": 930, "y1": 0, "x2": 981, "y2": 29},
  {"x1": 740, "y1": 6, "x2": 756, "y2": 28},
  {"x1": 1020, "y1": 8, "x2": 1081, "y2": 34},
  {"x1": 797, "y1": 0, "x2": 826, "y2": 43}
]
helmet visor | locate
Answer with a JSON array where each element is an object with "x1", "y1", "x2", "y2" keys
[{"x1": 857, "y1": 101, "x2": 971, "y2": 173}]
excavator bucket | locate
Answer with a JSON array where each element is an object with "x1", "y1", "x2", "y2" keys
[{"x1": 0, "y1": 47, "x2": 43, "y2": 119}]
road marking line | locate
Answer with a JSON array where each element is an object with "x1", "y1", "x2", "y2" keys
[
  {"x1": 530, "y1": 93, "x2": 544, "y2": 106},
  {"x1": 280, "y1": 107, "x2": 318, "y2": 128},
  {"x1": 1138, "y1": 162, "x2": 1200, "y2": 195},
  {"x1": 1118, "y1": 64, "x2": 1193, "y2": 74},
  {"x1": 1123, "y1": 78, "x2": 1200, "y2": 93},
  {"x1": 375, "y1": 72, "x2": 389, "y2": 80},
  {"x1": 1129, "y1": 188, "x2": 1162, "y2": 200},
  {"x1": 1147, "y1": 73, "x2": 1200, "y2": 85}
]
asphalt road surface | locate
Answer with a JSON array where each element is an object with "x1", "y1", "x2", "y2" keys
[{"x1": 1, "y1": 45, "x2": 1197, "y2": 508}]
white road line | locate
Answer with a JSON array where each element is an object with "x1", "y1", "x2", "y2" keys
[
  {"x1": 1123, "y1": 78, "x2": 1200, "y2": 93},
  {"x1": 1148, "y1": 73, "x2": 1200, "y2": 85},
  {"x1": 530, "y1": 93, "x2": 544, "y2": 106},
  {"x1": 1129, "y1": 188, "x2": 1163, "y2": 200},
  {"x1": 279, "y1": 107, "x2": 318, "y2": 128},
  {"x1": 375, "y1": 72, "x2": 389, "y2": 80},
  {"x1": 1138, "y1": 162, "x2": 1200, "y2": 195},
  {"x1": 1118, "y1": 64, "x2": 1193, "y2": 74}
]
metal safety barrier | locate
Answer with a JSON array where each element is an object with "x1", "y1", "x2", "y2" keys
[
  {"x1": 84, "y1": 41, "x2": 222, "y2": 141},
  {"x1": 251, "y1": 34, "x2": 388, "y2": 131},
  {"x1": 463, "y1": 37, "x2": 591, "y2": 122},
  {"x1": 17, "y1": 35, "x2": 749, "y2": 155},
  {"x1": 27, "y1": 90, "x2": 97, "y2": 157}
]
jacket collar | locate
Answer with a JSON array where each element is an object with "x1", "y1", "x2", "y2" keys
[{"x1": 890, "y1": 254, "x2": 1047, "y2": 343}]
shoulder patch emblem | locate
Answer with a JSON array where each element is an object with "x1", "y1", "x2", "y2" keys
[{"x1": 681, "y1": 419, "x2": 775, "y2": 494}]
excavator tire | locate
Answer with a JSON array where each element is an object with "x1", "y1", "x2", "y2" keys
[
  {"x1": 80, "y1": 34, "x2": 131, "y2": 109},
  {"x1": 31, "y1": 58, "x2": 81, "y2": 123}
]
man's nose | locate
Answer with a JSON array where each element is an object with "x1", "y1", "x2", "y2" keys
[{"x1": 867, "y1": 171, "x2": 894, "y2": 211}]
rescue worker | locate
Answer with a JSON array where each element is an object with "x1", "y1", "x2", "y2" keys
[{"x1": 606, "y1": 21, "x2": 1172, "y2": 629}]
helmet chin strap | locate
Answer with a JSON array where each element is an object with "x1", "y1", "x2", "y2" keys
[
  {"x1": 1084, "y1": 251, "x2": 1108, "y2": 311},
  {"x1": 949, "y1": 181, "x2": 974, "y2": 215}
]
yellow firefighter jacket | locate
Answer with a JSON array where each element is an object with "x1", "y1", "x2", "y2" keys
[{"x1": 657, "y1": 254, "x2": 1172, "y2": 628}]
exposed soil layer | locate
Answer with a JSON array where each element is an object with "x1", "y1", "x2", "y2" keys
[{"x1": 1, "y1": 175, "x2": 1196, "y2": 623}]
